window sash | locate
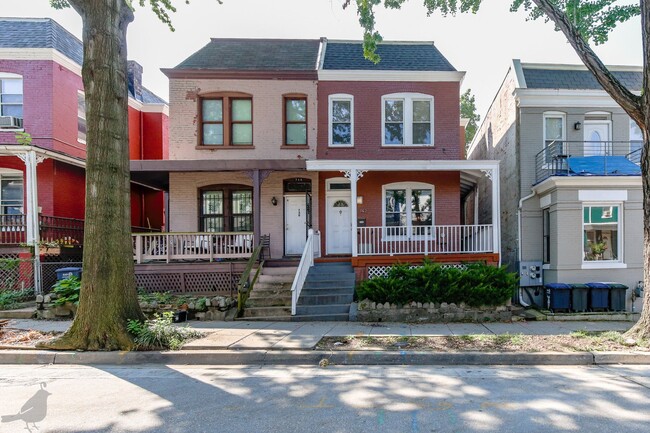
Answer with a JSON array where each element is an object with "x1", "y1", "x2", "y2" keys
[
  {"x1": 0, "y1": 176, "x2": 23, "y2": 215},
  {"x1": 285, "y1": 98, "x2": 307, "y2": 145},
  {"x1": 0, "y1": 78, "x2": 23, "y2": 119},
  {"x1": 200, "y1": 188, "x2": 253, "y2": 232},
  {"x1": 383, "y1": 96, "x2": 433, "y2": 146},
  {"x1": 231, "y1": 98, "x2": 252, "y2": 145},
  {"x1": 384, "y1": 187, "x2": 433, "y2": 230},
  {"x1": 583, "y1": 205, "x2": 620, "y2": 262},
  {"x1": 199, "y1": 97, "x2": 253, "y2": 146},
  {"x1": 330, "y1": 99, "x2": 353, "y2": 146}
]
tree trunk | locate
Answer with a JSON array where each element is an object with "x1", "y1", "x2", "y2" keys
[{"x1": 41, "y1": 0, "x2": 144, "y2": 350}]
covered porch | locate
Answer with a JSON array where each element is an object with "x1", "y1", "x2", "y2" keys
[{"x1": 307, "y1": 160, "x2": 501, "y2": 276}]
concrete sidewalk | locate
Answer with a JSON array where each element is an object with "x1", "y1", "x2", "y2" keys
[{"x1": 5, "y1": 318, "x2": 634, "y2": 351}]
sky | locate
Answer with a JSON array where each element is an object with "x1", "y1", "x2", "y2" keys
[{"x1": 2, "y1": 0, "x2": 642, "y2": 119}]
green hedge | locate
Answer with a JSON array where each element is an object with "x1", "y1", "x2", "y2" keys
[{"x1": 356, "y1": 261, "x2": 517, "y2": 307}]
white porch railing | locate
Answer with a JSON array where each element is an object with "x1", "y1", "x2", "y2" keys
[
  {"x1": 291, "y1": 228, "x2": 316, "y2": 316},
  {"x1": 132, "y1": 232, "x2": 254, "y2": 263},
  {"x1": 357, "y1": 224, "x2": 494, "y2": 256}
]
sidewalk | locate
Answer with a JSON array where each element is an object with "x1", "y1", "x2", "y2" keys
[{"x1": 5, "y1": 318, "x2": 634, "y2": 350}]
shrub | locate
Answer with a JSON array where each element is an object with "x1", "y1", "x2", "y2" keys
[
  {"x1": 127, "y1": 312, "x2": 202, "y2": 350},
  {"x1": 0, "y1": 288, "x2": 34, "y2": 310},
  {"x1": 51, "y1": 276, "x2": 81, "y2": 305},
  {"x1": 356, "y1": 261, "x2": 517, "y2": 307}
]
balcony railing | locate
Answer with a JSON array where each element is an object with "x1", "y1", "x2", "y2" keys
[
  {"x1": 357, "y1": 224, "x2": 494, "y2": 256},
  {"x1": 0, "y1": 214, "x2": 160, "y2": 246},
  {"x1": 132, "y1": 232, "x2": 254, "y2": 263},
  {"x1": 535, "y1": 141, "x2": 641, "y2": 184}
]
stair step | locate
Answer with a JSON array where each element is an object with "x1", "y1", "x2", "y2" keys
[
  {"x1": 245, "y1": 296, "x2": 292, "y2": 308},
  {"x1": 313, "y1": 262, "x2": 353, "y2": 266},
  {"x1": 295, "y1": 304, "x2": 350, "y2": 316},
  {"x1": 298, "y1": 293, "x2": 354, "y2": 305},
  {"x1": 249, "y1": 290, "x2": 291, "y2": 299},
  {"x1": 243, "y1": 306, "x2": 292, "y2": 318},
  {"x1": 254, "y1": 281, "x2": 292, "y2": 289},
  {"x1": 261, "y1": 267, "x2": 298, "y2": 276},
  {"x1": 258, "y1": 274, "x2": 295, "y2": 284},
  {"x1": 301, "y1": 287, "x2": 355, "y2": 296},
  {"x1": 291, "y1": 313, "x2": 349, "y2": 322},
  {"x1": 236, "y1": 316, "x2": 292, "y2": 322},
  {"x1": 305, "y1": 273, "x2": 356, "y2": 282},
  {"x1": 304, "y1": 281, "x2": 355, "y2": 290}
]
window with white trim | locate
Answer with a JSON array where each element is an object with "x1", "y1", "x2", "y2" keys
[
  {"x1": 0, "y1": 74, "x2": 23, "y2": 122},
  {"x1": 543, "y1": 112, "x2": 565, "y2": 164},
  {"x1": 583, "y1": 204, "x2": 620, "y2": 262},
  {"x1": 383, "y1": 182, "x2": 434, "y2": 235},
  {"x1": 329, "y1": 94, "x2": 353, "y2": 146},
  {"x1": 382, "y1": 94, "x2": 433, "y2": 146},
  {"x1": 77, "y1": 91, "x2": 86, "y2": 143}
]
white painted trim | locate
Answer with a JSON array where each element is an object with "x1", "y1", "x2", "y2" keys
[
  {"x1": 0, "y1": 72, "x2": 22, "y2": 79},
  {"x1": 515, "y1": 89, "x2": 637, "y2": 108},
  {"x1": 318, "y1": 70, "x2": 465, "y2": 82},
  {"x1": 317, "y1": 38, "x2": 327, "y2": 71},
  {"x1": 581, "y1": 262, "x2": 628, "y2": 269},
  {"x1": 579, "y1": 190, "x2": 628, "y2": 202},
  {"x1": 382, "y1": 182, "x2": 435, "y2": 239},
  {"x1": 533, "y1": 176, "x2": 641, "y2": 195},
  {"x1": 306, "y1": 159, "x2": 500, "y2": 172},
  {"x1": 325, "y1": 184, "x2": 352, "y2": 255},
  {"x1": 582, "y1": 202, "x2": 624, "y2": 266},
  {"x1": 512, "y1": 59, "x2": 527, "y2": 89},
  {"x1": 521, "y1": 62, "x2": 642, "y2": 72},
  {"x1": 539, "y1": 194, "x2": 551, "y2": 208},
  {"x1": 0, "y1": 145, "x2": 85, "y2": 168},
  {"x1": 328, "y1": 94, "x2": 354, "y2": 147},
  {"x1": 381, "y1": 93, "x2": 434, "y2": 147},
  {"x1": 460, "y1": 118, "x2": 470, "y2": 128}
]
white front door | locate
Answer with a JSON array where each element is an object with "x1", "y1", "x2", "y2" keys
[
  {"x1": 584, "y1": 122, "x2": 611, "y2": 156},
  {"x1": 284, "y1": 195, "x2": 307, "y2": 256},
  {"x1": 326, "y1": 196, "x2": 352, "y2": 255}
]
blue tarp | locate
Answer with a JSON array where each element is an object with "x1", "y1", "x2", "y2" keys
[{"x1": 567, "y1": 156, "x2": 641, "y2": 176}]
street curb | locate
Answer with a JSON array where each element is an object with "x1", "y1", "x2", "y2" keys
[{"x1": 1, "y1": 349, "x2": 649, "y2": 365}]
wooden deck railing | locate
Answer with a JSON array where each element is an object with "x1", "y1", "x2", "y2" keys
[
  {"x1": 357, "y1": 224, "x2": 494, "y2": 256},
  {"x1": 132, "y1": 231, "x2": 255, "y2": 263}
]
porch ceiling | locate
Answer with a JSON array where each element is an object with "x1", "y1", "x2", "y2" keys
[{"x1": 130, "y1": 159, "x2": 307, "y2": 190}]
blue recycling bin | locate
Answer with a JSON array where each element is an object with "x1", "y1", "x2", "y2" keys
[
  {"x1": 586, "y1": 282, "x2": 610, "y2": 311},
  {"x1": 545, "y1": 283, "x2": 571, "y2": 312},
  {"x1": 55, "y1": 267, "x2": 82, "y2": 280}
]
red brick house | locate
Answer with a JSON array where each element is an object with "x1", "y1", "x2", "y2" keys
[
  {"x1": 0, "y1": 18, "x2": 167, "y2": 291},
  {"x1": 131, "y1": 38, "x2": 500, "y2": 320}
]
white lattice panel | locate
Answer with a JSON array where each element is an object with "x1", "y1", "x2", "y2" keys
[{"x1": 368, "y1": 263, "x2": 468, "y2": 278}]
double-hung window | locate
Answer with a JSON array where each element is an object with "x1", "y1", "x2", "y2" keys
[
  {"x1": 284, "y1": 96, "x2": 307, "y2": 145},
  {"x1": 0, "y1": 74, "x2": 23, "y2": 126},
  {"x1": 200, "y1": 95, "x2": 253, "y2": 147},
  {"x1": 383, "y1": 182, "x2": 434, "y2": 237},
  {"x1": 382, "y1": 94, "x2": 433, "y2": 146},
  {"x1": 329, "y1": 94, "x2": 353, "y2": 146},
  {"x1": 77, "y1": 91, "x2": 86, "y2": 143},
  {"x1": 0, "y1": 175, "x2": 23, "y2": 215},
  {"x1": 583, "y1": 204, "x2": 620, "y2": 262}
]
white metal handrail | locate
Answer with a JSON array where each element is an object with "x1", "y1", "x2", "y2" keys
[
  {"x1": 357, "y1": 224, "x2": 494, "y2": 256},
  {"x1": 132, "y1": 231, "x2": 254, "y2": 263},
  {"x1": 291, "y1": 228, "x2": 315, "y2": 316}
]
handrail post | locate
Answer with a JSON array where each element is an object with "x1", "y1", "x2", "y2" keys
[{"x1": 135, "y1": 234, "x2": 142, "y2": 264}]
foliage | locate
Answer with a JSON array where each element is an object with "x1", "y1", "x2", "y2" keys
[
  {"x1": 460, "y1": 89, "x2": 480, "y2": 148},
  {"x1": 356, "y1": 261, "x2": 517, "y2": 306},
  {"x1": 350, "y1": 0, "x2": 640, "y2": 62},
  {"x1": 0, "y1": 288, "x2": 34, "y2": 310},
  {"x1": 127, "y1": 311, "x2": 202, "y2": 350},
  {"x1": 51, "y1": 276, "x2": 81, "y2": 306},
  {"x1": 15, "y1": 131, "x2": 32, "y2": 146}
]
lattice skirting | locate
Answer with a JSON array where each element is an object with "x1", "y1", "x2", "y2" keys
[
  {"x1": 135, "y1": 271, "x2": 241, "y2": 296},
  {"x1": 367, "y1": 263, "x2": 468, "y2": 279}
]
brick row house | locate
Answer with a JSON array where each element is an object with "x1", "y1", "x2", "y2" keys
[
  {"x1": 468, "y1": 60, "x2": 643, "y2": 312},
  {"x1": 0, "y1": 18, "x2": 168, "y2": 291},
  {"x1": 132, "y1": 38, "x2": 501, "y2": 320}
]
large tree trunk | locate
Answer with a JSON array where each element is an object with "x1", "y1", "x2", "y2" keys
[{"x1": 41, "y1": 0, "x2": 144, "y2": 350}]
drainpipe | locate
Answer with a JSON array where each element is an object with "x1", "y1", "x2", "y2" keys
[{"x1": 517, "y1": 191, "x2": 536, "y2": 307}]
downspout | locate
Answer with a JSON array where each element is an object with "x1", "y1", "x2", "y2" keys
[{"x1": 517, "y1": 191, "x2": 536, "y2": 307}]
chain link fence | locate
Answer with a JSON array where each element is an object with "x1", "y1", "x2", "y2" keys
[
  {"x1": 40, "y1": 252, "x2": 82, "y2": 294},
  {"x1": 0, "y1": 253, "x2": 34, "y2": 293}
]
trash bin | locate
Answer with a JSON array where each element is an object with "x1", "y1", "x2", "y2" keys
[
  {"x1": 569, "y1": 283, "x2": 589, "y2": 313},
  {"x1": 545, "y1": 283, "x2": 571, "y2": 312},
  {"x1": 586, "y1": 282, "x2": 610, "y2": 311},
  {"x1": 607, "y1": 283, "x2": 628, "y2": 312},
  {"x1": 55, "y1": 267, "x2": 82, "y2": 280}
]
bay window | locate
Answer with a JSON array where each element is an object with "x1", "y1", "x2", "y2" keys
[{"x1": 382, "y1": 94, "x2": 433, "y2": 146}]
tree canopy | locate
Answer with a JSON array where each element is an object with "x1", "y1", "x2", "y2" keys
[{"x1": 460, "y1": 89, "x2": 480, "y2": 148}]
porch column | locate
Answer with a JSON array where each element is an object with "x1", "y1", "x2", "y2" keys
[
  {"x1": 491, "y1": 165, "x2": 501, "y2": 262},
  {"x1": 253, "y1": 169, "x2": 261, "y2": 247},
  {"x1": 18, "y1": 150, "x2": 45, "y2": 294},
  {"x1": 350, "y1": 168, "x2": 358, "y2": 257}
]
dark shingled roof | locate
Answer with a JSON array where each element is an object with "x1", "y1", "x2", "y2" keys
[
  {"x1": 323, "y1": 42, "x2": 456, "y2": 71},
  {"x1": 175, "y1": 39, "x2": 321, "y2": 70},
  {"x1": 522, "y1": 67, "x2": 642, "y2": 91},
  {"x1": 0, "y1": 18, "x2": 166, "y2": 105}
]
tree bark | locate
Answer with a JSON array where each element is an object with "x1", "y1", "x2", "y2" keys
[
  {"x1": 532, "y1": 0, "x2": 650, "y2": 339},
  {"x1": 40, "y1": 0, "x2": 144, "y2": 350}
]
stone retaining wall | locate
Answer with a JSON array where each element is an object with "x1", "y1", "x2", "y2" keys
[{"x1": 357, "y1": 299, "x2": 516, "y2": 323}]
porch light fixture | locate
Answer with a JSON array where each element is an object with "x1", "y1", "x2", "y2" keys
[
  {"x1": 356, "y1": 196, "x2": 363, "y2": 205},
  {"x1": 574, "y1": 121, "x2": 582, "y2": 131},
  {"x1": 271, "y1": 197, "x2": 278, "y2": 206}
]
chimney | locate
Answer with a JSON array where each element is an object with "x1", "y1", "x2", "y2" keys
[{"x1": 127, "y1": 60, "x2": 143, "y2": 102}]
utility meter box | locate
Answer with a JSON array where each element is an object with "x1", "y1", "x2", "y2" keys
[{"x1": 519, "y1": 261, "x2": 543, "y2": 287}]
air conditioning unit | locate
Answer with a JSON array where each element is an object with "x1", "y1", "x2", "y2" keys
[{"x1": 0, "y1": 116, "x2": 23, "y2": 129}]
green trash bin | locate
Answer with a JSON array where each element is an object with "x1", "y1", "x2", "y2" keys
[
  {"x1": 570, "y1": 284, "x2": 589, "y2": 313},
  {"x1": 608, "y1": 283, "x2": 628, "y2": 312}
]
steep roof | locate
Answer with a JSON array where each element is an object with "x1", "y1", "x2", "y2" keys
[
  {"x1": 522, "y1": 67, "x2": 642, "y2": 91},
  {"x1": 322, "y1": 41, "x2": 456, "y2": 71},
  {"x1": 174, "y1": 38, "x2": 321, "y2": 71},
  {"x1": 0, "y1": 17, "x2": 166, "y2": 105}
]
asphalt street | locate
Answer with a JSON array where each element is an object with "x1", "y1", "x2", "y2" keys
[{"x1": 1, "y1": 364, "x2": 650, "y2": 433}]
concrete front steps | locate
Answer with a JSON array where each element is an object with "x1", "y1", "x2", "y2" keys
[
  {"x1": 292, "y1": 262, "x2": 356, "y2": 322},
  {"x1": 240, "y1": 266, "x2": 297, "y2": 321}
]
